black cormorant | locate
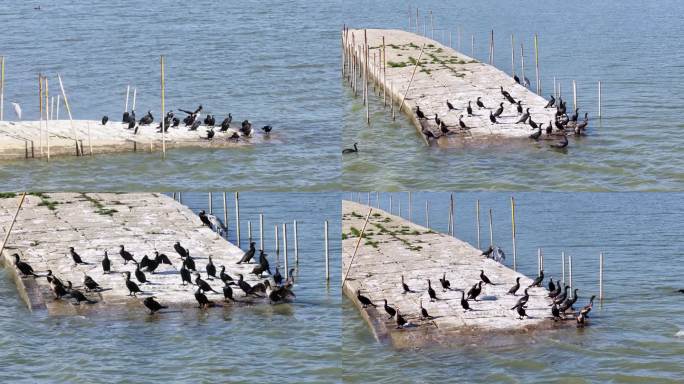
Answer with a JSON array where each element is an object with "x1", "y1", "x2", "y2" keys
[
  {"x1": 143, "y1": 296, "x2": 167, "y2": 314},
  {"x1": 237, "y1": 242, "x2": 256, "y2": 264}
]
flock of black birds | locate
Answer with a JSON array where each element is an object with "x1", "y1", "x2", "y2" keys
[
  {"x1": 356, "y1": 246, "x2": 596, "y2": 329},
  {"x1": 414, "y1": 85, "x2": 589, "y2": 149},
  {"x1": 99, "y1": 104, "x2": 273, "y2": 141},
  {"x1": 10, "y1": 214, "x2": 295, "y2": 314}
]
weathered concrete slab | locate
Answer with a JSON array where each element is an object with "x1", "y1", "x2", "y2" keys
[
  {"x1": 342, "y1": 200, "x2": 558, "y2": 349},
  {"x1": 347, "y1": 29, "x2": 561, "y2": 147},
  {"x1": 0, "y1": 120, "x2": 271, "y2": 160},
  {"x1": 0, "y1": 193, "x2": 274, "y2": 315}
]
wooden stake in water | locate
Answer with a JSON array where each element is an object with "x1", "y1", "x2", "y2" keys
[
  {"x1": 293, "y1": 219, "x2": 299, "y2": 264},
  {"x1": 44, "y1": 76, "x2": 50, "y2": 161},
  {"x1": 561, "y1": 251, "x2": 566, "y2": 285},
  {"x1": 364, "y1": 30, "x2": 369, "y2": 125},
  {"x1": 489, "y1": 29, "x2": 494, "y2": 65},
  {"x1": 510, "y1": 34, "x2": 515, "y2": 76},
  {"x1": 553, "y1": 76, "x2": 557, "y2": 99},
  {"x1": 208, "y1": 192, "x2": 213, "y2": 214},
  {"x1": 382, "y1": 36, "x2": 387, "y2": 107},
  {"x1": 476, "y1": 199, "x2": 481, "y2": 249},
  {"x1": 124, "y1": 85, "x2": 130, "y2": 114},
  {"x1": 50, "y1": 96, "x2": 54, "y2": 121},
  {"x1": 511, "y1": 197, "x2": 517, "y2": 271},
  {"x1": 283, "y1": 223, "x2": 288, "y2": 274},
  {"x1": 234, "y1": 192, "x2": 240, "y2": 247},
  {"x1": 222, "y1": 192, "x2": 228, "y2": 234},
  {"x1": 324, "y1": 220, "x2": 330, "y2": 281},
  {"x1": 598, "y1": 80, "x2": 602, "y2": 118},
  {"x1": 520, "y1": 43, "x2": 525, "y2": 87},
  {"x1": 259, "y1": 213, "x2": 264, "y2": 250},
  {"x1": 0, "y1": 56, "x2": 4, "y2": 121},
  {"x1": 160, "y1": 55, "x2": 166, "y2": 158},
  {"x1": 132, "y1": 87, "x2": 137, "y2": 112},
  {"x1": 488, "y1": 208, "x2": 494, "y2": 247},
  {"x1": 247, "y1": 220, "x2": 252, "y2": 242},
  {"x1": 375, "y1": 191, "x2": 380, "y2": 209},
  {"x1": 39, "y1": 74, "x2": 43, "y2": 155},
  {"x1": 275, "y1": 224, "x2": 280, "y2": 255},
  {"x1": 425, "y1": 200, "x2": 430, "y2": 228},
  {"x1": 568, "y1": 254, "x2": 573, "y2": 288},
  {"x1": 416, "y1": 7, "x2": 419, "y2": 33},
  {"x1": 534, "y1": 33, "x2": 540, "y2": 94},
  {"x1": 599, "y1": 252, "x2": 604, "y2": 300},
  {"x1": 573, "y1": 80, "x2": 577, "y2": 111},
  {"x1": 537, "y1": 248, "x2": 542, "y2": 275}
]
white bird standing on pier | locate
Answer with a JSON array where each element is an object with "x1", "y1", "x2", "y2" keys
[{"x1": 11, "y1": 102, "x2": 21, "y2": 120}]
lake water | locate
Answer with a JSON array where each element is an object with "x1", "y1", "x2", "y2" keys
[
  {"x1": 0, "y1": 1, "x2": 341, "y2": 191},
  {"x1": 341, "y1": 0, "x2": 684, "y2": 191},
  {"x1": 0, "y1": 192, "x2": 342, "y2": 383},
  {"x1": 342, "y1": 192, "x2": 684, "y2": 383}
]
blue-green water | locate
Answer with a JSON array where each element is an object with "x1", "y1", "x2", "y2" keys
[
  {"x1": 342, "y1": 0, "x2": 684, "y2": 191},
  {"x1": 343, "y1": 192, "x2": 684, "y2": 383},
  {"x1": 0, "y1": 192, "x2": 342, "y2": 383},
  {"x1": 0, "y1": 1, "x2": 341, "y2": 190}
]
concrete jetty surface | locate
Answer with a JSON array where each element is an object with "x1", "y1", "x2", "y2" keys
[
  {"x1": 0, "y1": 193, "x2": 273, "y2": 315},
  {"x1": 0, "y1": 120, "x2": 263, "y2": 160},
  {"x1": 347, "y1": 29, "x2": 559, "y2": 147},
  {"x1": 342, "y1": 201, "x2": 555, "y2": 348}
]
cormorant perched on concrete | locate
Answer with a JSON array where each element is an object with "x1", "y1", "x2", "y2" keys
[
  {"x1": 172, "y1": 117, "x2": 180, "y2": 127},
  {"x1": 143, "y1": 296, "x2": 167, "y2": 314},
  {"x1": 570, "y1": 108, "x2": 579, "y2": 122},
  {"x1": 50, "y1": 278, "x2": 68, "y2": 299},
  {"x1": 446, "y1": 100, "x2": 456, "y2": 111},
  {"x1": 439, "y1": 120, "x2": 450, "y2": 135},
  {"x1": 513, "y1": 289, "x2": 530, "y2": 308},
  {"x1": 466, "y1": 101, "x2": 473, "y2": 116},
  {"x1": 434, "y1": 114, "x2": 442, "y2": 127},
  {"x1": 223, "y1": 282, "x2": 236, "y2": 302},
  {"x1": 237, "y1": 242, "x2": 256, "y2": 264},
  {"x1": 548, "y1": 278, "x2": 555, "y2": 292},
  {"x1": 512, "y1": 303, "x2": 528, "y2": 319},
  {"x1": 13, "y1": 254, "x2": 36, "y2": 277},
  {"x1": 342, "y1": 143, "x2": 359, "y2": 154},
  {"x1": 123, "y1": 271, "x2": 141, "y2": 296},
  {"x1": 195, "y1": 273, "x2": 219, "y2": 294},
  {"x1": 516, "y1": 100, "x2": 523, "y2": 115},
  {"x1": 422, "y1": 128, "x2": 438, "y2": 140},
  {"x1": 545, "y1": 121, "x2": 553, "y2": 135},
  {"x1": 251, "y1": 250, "x2": 270, "y2": 277},
  {"x1": 528, "y1": 270, "x2": 544, "y2": 288},
  {"x1": 204, "y1": 128, "x2": 215, "y2": 140},
  {"x1": 459, "y1": 115, "x2": 468, "y2": 129},
  {"x1": 69, "y1": 247, "x2": 87, "y2": 265},
  {"x1": 70, "y1": 288, "x2": 97, "y2": 305},
  {"x1": 174, "y1": 241, "x2": 189, "y2": 258},
  {"x1": 467, "y1": 281, "x2": 483, "y2": 301},
  {"x1": 189, "y1": 119, "x2": 201, "y2": 131},
  {"x1": 513, "y1": 74, "x2": 520, "y2": 84},
  {"x1": 236, "y1": 274, "x2": 261, "y2": 297},
  {"x1": 528, "y1": 118, "x2": 539, "y2": 129},
  {"x1": 476, "y1": 97, "x2": 485, "y2": 109},
  {"x1": 508, "y1": 277, "x2": 521, "y2": 295},
  {"x1": 183, "y1": 252, "x2": 196, "y2": 271},
  {"x1": 550, "y1": 134, "x2": 568, "y2": 149},
  {"x1": 493, "y1": 102, "x2": 504, "y2": 118},
  {"x1": 219, "y1": 114, "x2": 232, "y2": 131},
  {"x1": 529, "y1": 127, "x2": 542, "y2": 140},
  {"x1": 548, "y1": 282, "x2": 561, "y2": 298},
  {"x1": 273, "y1": 267, "x2": 283, "y2": 286},
  {"x1": 439, "y1": 272, "x2": 451, "y2": 292},
  {"x1": 489, "y1": 111, "x2": 498, "y2": 124},
  {"x1": 481, "y1": 245, "x2": 494, "y2": 257},
  {"x1": 480, "y1": 270, "x2": 494, "y2": 285},
  {"x1": 180, "y1": 264, "x2": 192, "y2": 285},
  {"x1": 427, "y1": 279, "x2": 438, "y2": 302},
  {"x1": 551, "y1": 286, "x2": 570, "y2": 306},
  {"x1": 401, "y1": 275, "x2": 413, "y2": 294},
  {"x1": 119, "y1": 245, "x2": 137, "y2": 265},
  {"x1": 395, "y1": 309, "x2": 407, "y2": 329},
  {"x1": 198, "y1": 210, "x2": 212, "y2": 227},
  {"x1": 560, "y1": 289, "x2": 579, "y2": 312},
  {"x1": 580, "y1": 295, "x2": 596, "y2": 317},
  {"x1": 356, "y1": 289, "x2": 376, "y2": 308},
  {"x1": 544, "y1": 95, "x2": 556, "y2": 109},
  {"x1": 101, "y1": 116, "x2": 108, "y2": 125},
  {"x1": 102, "y1": 251, "x2": 111, "y2": 274},
  {"x1": 139, "y1": 111, "x2": 153, "y2": 125},
  {"x1": 135, "y1": 264, "x2": 147, "y2": 284},
  {"x1": 516, "y1": 108, "x2": 530, "y2": 124},
  {"x1": 461, "y1": 291, "x2": 472, "y2": 311},
  {"x1": 203, "y1": 114, "x2": 215, "y2": 126},
  {"x1": 551, "y1": 303, "x2": 561, "y2": 321},
  {"x1": 45, "y1": 269, "x2": 63, "y2": 286},
  {"x1": 420, "y1": 299, "x2": 434, "y2": 319},
  {"x1": 383, "y1": 299, "x2": 396, "y2": 319},
  {"x1": 122, "y1": 111, "x2": 130, "y2": 124},
  {"x1": 83, "y1": 274, "x2": 101, "y2": 292},
  {"x1": 240, "y1": 120, "x2": 253, "y2": 136},
  {"x1": 261, "y1": 125, "x2": 272, "y2": 134},
  {"x1": 219, "y1": 265, "x2": 234, "y2": 284},
  {"x1": 195, "y1": 288, "x2": 216, "y2": 309},
  {"x1": 205, "y1": 256, "x2": 217, "y2": 279},
  {"x1": 415, "y1": 106, "x2": 426, "y2": 119}
]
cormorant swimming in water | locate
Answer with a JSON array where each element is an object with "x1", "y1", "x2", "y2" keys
[
  {"x1": 237, "y1": 242, "x2": 256, "y2": 264},
  {"x1": 439, "y1": 272, "x2": 451, "y2": 292},
  {"x1": 508, "y1": 277, "x2": 521, "y2": 295},
  {"x1": 550, "y1": 134, "x2": 568, "y2": 149},
  {"x1": 135, "y1": 264, "x2": 147, "y2": 284},
  {"x1": 69, "y1": 247, "x2": 87, "y2": 265},
  {"x1": 481, "y1": 245, "x2": 494, "y2": 257},
  {"x1": 395, "y1": 308, "x2": 407, "y2": 329},
  {"x1": 356, "y1": 289, "x2": 376, "y2": 308},
  {"x1": 261, "y1": 125, "x2": 272, "y2": 134},
  {"x1": 143, "y1": 296, "x2": 167, "y2": 314},
  {"x1": 195, "y1": 273, "x2": 219, "y2": 294},
  {"x1": 180, "y1": 264, "x2": 192, "y2": 285},
  {"x1": 342, "y1": 143, "x2": 359, "y2": 154},
  {"x1": 461, "y1": 291, "x2": 472, "y2": 311},
  {"x1": 420, "y1": 299, "x2": 434, "y2": 319},
  {"x1": 446, "y1": 100, "x2": 456, "y2": 111},
  {"x1": 528, "y1": 270, "x2": 544, "y2": 288},
  {"x1": 480, "y1": 270, "x2": 494, "y2": 285},
  {"x1": 13, "y1": 254, "x2": 36, "y2": 277},
  {"x1": 123, "y1": 271, "x2": 141, "y2": 296},
  {"x1": 415, "y1": 106, "x2": 426, "y2": 119},
  {"x1": 102, "y1": 251, "x2": 110, "y2": 274},
  {"x1": 119, "y1": 245, "x2": 137, "y2": 265},
  {"x1": 101, "y1": 116, "x2": 108, "y2": 125},
  {"x1": 516, "y1": 108, "x2": 530, "y2": 124},
  {"x1": 427, "y1": 279, "x2": 438, "y2": 301},
  {"x1": 383, "y1": 299, "x2": 396, "y2": 319},
  {"x1": 476, "y1": 97, "x2": 485, "y2": 110},
  {"x1": 467, "y1": 281, "x2": 483, "y2": 301}
]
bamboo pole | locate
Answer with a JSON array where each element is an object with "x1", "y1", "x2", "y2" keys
[
  {"x1": 598, "y1": 80, "x2": 602, "y2": 118},
  {"x1": 562, "y1": 251, "x2": 566, "y2": 285},
  {"x1": 275, "y1": 225, "x2": 279, "y2": 255},
  {"x1": 44, "y1": 76, "x2": 50, "y2": 160},
  {"x1": 511, "y1": 34, "x2": 515, "y2": 76},
  {"x1": 425, "y1": 200, "x2": 430, "y2": 228},
  {"x1": 259, "y1": 213, "x2": 264, "y2": 251},
  {"x1": 573, "y1": 80, "x2": 577, "y2": 111},
  {"x1": 511, "y1": 197, "x2": 517, "y2": 271},
  {"x1": 248, "y1": 220, "x2": 252, "y2": 242},
  {"x1": 534, "y1": 34, "x2": 540, "y2": 94},
  {"x1": 449, "y1": 31, "x2": 452, "y2": 48},
  {"x1": 476, "y1": 199, "x2": 481, "y2": 249},
  {"x1": 488, "y1": 208, "x2": 493, "y2": 247},
  {"x1": 0, "y1": 193, "x2": 27, "y2": 257},
  {"x1": 324, "y1": 220, "x2": 329, "y2": 281},
  {"x1": 408, "y1": 5, "x2": 411, "y2": 31},
  {"x1": 599, "y1": 252, "x2": 604, "y2": 300},
  {"x1": 222, "y1": 192, "x2": 228, "y2": 234},
  {"x1": 0, "y1": 56, "x2": 4, "y2": 121},
  {"x1": 208, "y1": 192, "x2": 213, "y2": 214},
  {"x1": 390, "y1": 80, "x2": 395, "y2": 120},
  {"x1": 568, "y1": 255, "x2": 573, "y2": 288},
  {"x1": 375, "y1": 192, "x2": 379, "y2": 209},
  {"x1": 160, "y1": 55, "x2": 166, "y2": 158},
  {"x1": 283, "y1": 223, "x2": 288, "y2": 273},
  {"x1": 342, "y1": 208, "x2": 373, "y2": 286},
  {"x1": 398, "y1": 44, "x2": 426, "y2": 114},
  {"x1": 57, "y1": 73, "x2": 78, "y2": 155},
  {"x1": 553, "y1": 76, "x2": 557, "y2": 99},
  {"x1": 234, "y1": 192, "x2": 240, "y2": 247},
  {"x1": 398, "y1": 196, "x2": 401, "y2": 218},
  {"x1": 293, "y1": 220, "x2": 299, "y2": 264}
]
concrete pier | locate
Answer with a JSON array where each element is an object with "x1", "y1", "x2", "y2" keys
[
  {"x1": 342, "y1": 201, "x2": 555, "y2": 349},
  {"x1": 0, "y1": 193, "x2": 273, "y2": 315},
  {"x1": 345, "y1": 29, "x2": 559, "y2": 147},
  {"x1": 0, "y1": 120, "x2": 265, "y2": 160}
]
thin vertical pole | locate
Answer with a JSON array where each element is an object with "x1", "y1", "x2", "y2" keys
[
  {"x1": 599, "y1": 252, "x2": 604, "y2": 300},
  {"x1": 511, "y1": 34, "x2": 515, "y2": 76},
  {"x1": 598, "y1": 80, "x2": 602, "y2": 118},
  {"x1": 398, "y1": 44, "x2": 426, "y2": 113},
  {"x1": 425, "y1": 200, "x2": 430, "y2": 228},
  {"x1": 39, "y1": 74, "x2": 43, "y2": 155},
  {"x1": 247, "y1": 220, "x2": 252, "y2": 242},
  {"x1": 408, "y1": 4, "x2": 411, "y2": 31},
  {"x1": 382, "y1": 36, "x2": 387, "y2": 107},
  {"x1": 275, "y1": 225, "x2": 280, "y2": 256},
  {"x1": 259, "y1": 213, "x2": 264, "y2": 251},
  {"x1": 45, "y1": 77, "x2": 50, "y2": 160},
  {"x1": 234, "y1": 192, "x2": 240, "y2": 247},
  {"x1": 283, "y1": 223, "x2": 288, "y2": 273},
  {"x1": 390, "y1": 80, "x2": 395, "y2": 120},
  {"x1": 511, "y1": 197, "x2": 517, "y2": 271},
  {"x1": 416, "y1": 7, "x2": 419, "y2": 34},
  {"x1": 222, "y1": 192, "x2": 228, "y2": 234},
  {"x1": 375, "y1": 192, "x2": 380, "y2": 209},
  {"x1": 489, "y1": 29, "x2": 494, "y2": 65},
  {"x1": 367, "y1": 191, "x2": 370, "y2": 206},
  {"x1": 398, "y1": 196, "x2": 402, "y2": 218},
  {"x1": 132, "y1": 87, "x2": 137, "y2": 111},
  {"x1": 534, "y1": 34, "x2": 540, "y2": 94},
  {"x1": 389, "y1": 194, "x2": 393, "y2": 215},
  {"x1": 178, "y1": 192, "x2": 182, "y2": 204},
  {"x1": 568, "y1": 255, "x2": 573, "y2": 288},
  {"x1": 50, "y1": 96, "x2": 54, "y2": 121},
  {"x1": 488, "y1": 208, "x2": 493, "y2": 247},
  {"x1": 471, "y1": 35, "x2": 475, "y2": 58},
  {"x1": 537, "y1": 248, "x2": 542, "y2": 275},
  {"x1": 324, "y1": 220, "x2": 330, "y2": 281},
  {"x1": 0, "y1": 56, "x2": 4, "y2": 121},
  {"x1": 553, "y1": 76, "x2": 557, "y2": 99},
  {"x1": 0, "y1": 193, "x2": 27, "y2": 257},
  {"x1": 408, "y1": 192, "x2": 412, "y2": 222},
  {"x1": 124, "y1": 85, "x2": 130, "y2": 114},
  {"x1": 430, "y1": 10, "x2": 434, "y2": 39},
  {"x1": 160, "y1": 55, "x2": 166, "y2": 158},
  {"x1": 449, "y1": 31, "x2": 452, "y2": 48},
  {"x1": 364, "y1": 30, "x2": 369, "y2": 125},
  {"x1": 57, "y1": 73, "x2": 77, "y2": 152},
  {"x1": 520, "y1": 44, "x2": 526, "y2": 87},
  {"x1": 293, "y1": 220, "x2": 299, "y2": 264},
  {"x1": 56, "y1": 95, "x2": 60, "y2": 120},
  {"x1": 208, "y1": 192, "x2": 213, "y2": 214},
  {"x1": 448, "y1": 193, "x2": 454, "y2": 236},
  {"x1": 476, "y1": 200, "x2": 481, "y2": 249},
  {"x1": 573, "y1": 80, "x2": 577, "y2": 111},
  {"x1": 561, "y1": 251, "x2": 566, "y2": 285}
]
